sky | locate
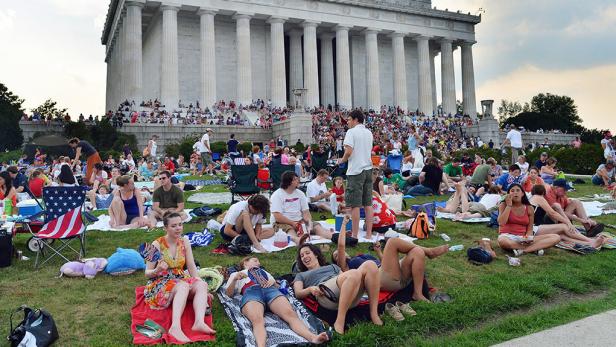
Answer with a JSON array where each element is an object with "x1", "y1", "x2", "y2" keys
[{"x1": 0, "y1": 0, "x2": 614, "y2": 131}]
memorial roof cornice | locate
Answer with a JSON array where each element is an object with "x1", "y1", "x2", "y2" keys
[{"x1": 321, "y1": 0, "x2": 481, "y2": 24}]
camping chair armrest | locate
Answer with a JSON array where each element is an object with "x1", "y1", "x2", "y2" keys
[{"x1": 82, "y1": 211, "x2": 99, "y2": 223}]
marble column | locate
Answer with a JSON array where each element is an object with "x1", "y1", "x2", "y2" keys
[
  {"x1": 125, "y1": 1, "x2": 143, "y2": 104},
  {"x1": 430, "y1": 49, "x2": 438, "y2": 114},
  {"x1": 391, "y1": 32, "x2": 407, "y2": 110},
  {"x1": 461, "y1": 41, "x2": 477, "y2": 118},
  {"x1": 268, "y1": 17, "x2": 287, "y2": 108},
  {"x1": 302, "y1": 21, "x2": 320, "y2": 108},
  {"x1": 320, "y1": 33, "x2": 335, "y2": 108},
  {"x1": 117, "y1": 19, "x2": 126, "y2": 105},
  {"x1": 365, "y1": 28, "x2": 381, "y2": 110},
  {"x1": 235, "y1": 13, "x2": 252, "y2": 106},
  {"x1": 288, "y1": 29, "x2": 303, "y2": 105},
  {"x1": 440, "y1": 39, "x2": 456, "y2": 115},
  {"x1": 160, "y1": 5, "x2": 180, "y2": 109},
  {"x1": 335, "y1": 25, "x2": 352, "y2": 109},
  {"x1": 415, "y1": 35, "x2": 432, "y2": 115},
  {"x1": 199, "y1": 9, "x2": 217, "y2": 108}
]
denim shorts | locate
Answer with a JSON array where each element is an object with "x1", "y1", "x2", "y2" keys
[{"x1": 240, "y1": 285, "x2": 284, "y2": 309}]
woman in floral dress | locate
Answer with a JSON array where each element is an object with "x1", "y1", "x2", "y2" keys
[{"x1": 144, "y1": 212, "x2": 215, "y2": 343}]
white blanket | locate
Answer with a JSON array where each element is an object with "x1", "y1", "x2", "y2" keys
[
  {"x1": 86, "y1": 209, "x2": 192, "y2": 231},
  {"x1": 436, "y1": 212, "x2": 490, "y2": 223},
  {"x1": 581, "y1": 201, "x2": 616, "y2": 217},
  {"x1": 187, "y1": 192, "x2": 233, "y2": 205},
  {"x1": 255, "y1": 220, "x2": 416, "y2": 253}
]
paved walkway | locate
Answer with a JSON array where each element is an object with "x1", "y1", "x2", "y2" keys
[{"x1": 493, "y1": 310, "x2": 616, "y2": 347}]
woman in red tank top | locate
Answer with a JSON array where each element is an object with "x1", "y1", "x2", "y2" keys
[{"x1": 497, "y1": 184, "x2": 560, "y2": 256}]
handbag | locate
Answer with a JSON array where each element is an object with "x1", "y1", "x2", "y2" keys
[
  {"x1": 142, "y1": 147, "x2": 150, "y2": 157},
  {"x1": 382, "y1": 194, "x2": 403, "y2": 213},
  {"x1": 7, "y1": 306, "x2": 59, "y2": 347}
]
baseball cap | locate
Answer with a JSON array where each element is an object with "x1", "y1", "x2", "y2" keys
[
  {"x1": 552, "y1": 179, "x2": 571, "y2": 191},
  {"x1": 206, "y1": 128, "x2": 213, "y2": 132}
]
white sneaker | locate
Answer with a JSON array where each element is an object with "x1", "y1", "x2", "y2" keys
[
  {"x1": 536, "y1": 249, "x2": 544, "y2": 256},
  {"x1": 513, "y1": 249, "x2": 524, "y2": 256}
]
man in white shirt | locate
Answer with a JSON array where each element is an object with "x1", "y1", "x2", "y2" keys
[
  {"x1": 306, "y1": 169, "x2": 333, "y2": 213},
  {"x1": 503, "y1": 124, "x2": 523, "y2": 165},
  {"x1": 338, "y1": 110, "x2": 375, "y2": 239},
  {"x1": 220, "y1": 194, "x2": 273, "y2": 253},
  {"x1": 270, "y1": 171, "x2": 333, "y2": 245},
  {"x1": 200, "y1": 128, "x2": 214, "y2": 175}
]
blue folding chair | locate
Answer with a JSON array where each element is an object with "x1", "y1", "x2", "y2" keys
[{"x1": 387, "y1": 154, "x2": 403, "y2": 173}]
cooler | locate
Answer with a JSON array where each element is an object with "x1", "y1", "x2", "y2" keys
[
  {"x1": 16, "y1": 199, "x2": 43, "y2": 217},
  {"x1": 335, "y1": 215, "x2": 352, "y2": 232}
]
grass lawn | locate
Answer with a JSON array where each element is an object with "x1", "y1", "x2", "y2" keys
[{"x1": 2, "y1": 178, "x2": 616, "y2": 346}]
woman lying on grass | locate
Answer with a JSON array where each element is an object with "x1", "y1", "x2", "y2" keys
[
  {"x1": 332, "y1": 215, "x2": 449, "y2": 303},
  {"x1": 293, "y1": 236, "x2": 383, "y2": 334},
  {"x1": 144, "y1": 212, "x2": 215, "y2": 343},
  {"x1": 497, "y1": 184, "x2": 560, "y2": 256},
  {"x1": 530, "y1": 184, "x2": 606, "y2": 248},
  {"x1": 225, "y1": 256, "x2": 329, "y2": 347}
]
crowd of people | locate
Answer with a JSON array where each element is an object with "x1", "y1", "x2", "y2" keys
[{"x1": 6, "y1": 104, "x2": 616, "y2": 345}]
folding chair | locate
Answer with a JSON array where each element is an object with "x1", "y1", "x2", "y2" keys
[
  {"x1": 25, "y1": 186, "x2": 96, "y2": 269},
  {"x1": 310, "y1": 152, "x2": 328, "y2": 178},
  {"x1": 268, "y1": 164, "x2": 296, "y2": 192},
  {"x1": 228, "y1": 165, "x2": 260, "y2": 203},
  {"x1": 387, "y1": 154, "x2": 402, "y2": 174}
]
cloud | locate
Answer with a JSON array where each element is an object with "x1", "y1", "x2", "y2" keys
[
  {"x1": 476, "y1": 64, "x2": 616, "y2": 132},
  {"x1": 564, "y1": 5, "x2": 616, "y2": 36},
  {"x1": 0, "y1": 9, "x2": 16, "y2": 32},
  {"x1": 49, "y1": 0, "x2": 109, "y2": 30}
]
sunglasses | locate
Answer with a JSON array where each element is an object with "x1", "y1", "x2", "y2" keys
[{"x1": 159, "y1": 177, "x2": 168, "y2": 180}]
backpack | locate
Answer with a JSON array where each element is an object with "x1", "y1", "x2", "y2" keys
[
  {"x1": 487, "y1": 211, "x2": 499, "y2": 228},
  {"x1": 228, "y1": 234, "x2": 252, "y2": 255},
  {"x1": 409, "y1": 211, "x2": 431, "y2": 239},
  {"x1": 467, "y1": 247, "x2": 493, "y2": 265},
  {"x1": 191, "y1": 205, "x2": 223, "y2": 218}
]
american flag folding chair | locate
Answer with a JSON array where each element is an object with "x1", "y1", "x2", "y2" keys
[{"x1": 25, "y1": 186, "x2": 96, "y2": 269}]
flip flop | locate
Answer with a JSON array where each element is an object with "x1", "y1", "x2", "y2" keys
[
  {"x1": 587, "y1": 223, "x2": 605, "y2": 237},
  {"x1": 136, "y1": 324, "x2": 162, "y2": 339},
  {"x1": 144, "y1": 318, "x2": 166, "y2": 334}
]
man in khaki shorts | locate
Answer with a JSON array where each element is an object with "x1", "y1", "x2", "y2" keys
[
  {"x1": 270, "y1": 171, "x2": 334, "y2": 244},
  {"x1": 338, "y1": 110, "x2": 374, "y2": 239}
]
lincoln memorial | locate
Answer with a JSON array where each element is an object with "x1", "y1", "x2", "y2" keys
[{"x1": 102, "y1": 0, "x2": 480, "y2": 116}]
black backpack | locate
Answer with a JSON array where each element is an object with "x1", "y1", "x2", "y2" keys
[
  {"x1": 8, "y1": 306, "x2": 59, "y2": 347},
  {"x1": 228, "y1": 234, "x2": 252, "y2": 255},
  {"x1": 0, "y1": 230, "x2": 13, "y2": 268},
  {"x1": 191, "y1": 205, "x2": 223, "y2": 217},
  {"x1": 467, "y1": 247, "x2": 493, "y2": 265}
]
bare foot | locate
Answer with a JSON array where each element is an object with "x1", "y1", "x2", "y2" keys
[
  {"x1": 333, "y1": 321, "x2": 345, "y2": 335},
  {"x1": 192, "y1": 322, "x2": 216, "y2": 335},
  {"x1": 311, "y1": 332, "x2": 330, "y2": 344},
  {"x1": 476, "y1": 240, "x2": 497, "y2": 258},
  {"x1": 591, "y1": 235, "x2": 607, "y2": 248},
  {"x1": 168, "y1": 326, "x2": 190, "y2": 343},
  {"x1": 412, "y1": 293, "x2": 431, "y2": 302},
  {"x1": 424, "y1": 245, "x2": 449, "y2": 259},
  {"x1": 371, "y1": 315, "x2": 383, "y2": 326}
]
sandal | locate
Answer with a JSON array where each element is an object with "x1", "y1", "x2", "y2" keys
[
  {"x1": 144, "y1": 318, "x2": 166, "y2": 334},
  {"x1": 136, "y1": 324, "x2": 162, "y2": 339},
  {"x1": 395, "y1": 301, "x2": 416, "y2": 316}
]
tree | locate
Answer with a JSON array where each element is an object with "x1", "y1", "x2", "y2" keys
[
  {"x1": 0, "y1": 83, "x2": 25, "y2": 151},
  {"x1": 497, "y1": 100, "x2": 530, "y2": 126},
  {"x1": 31, "y1": 99, "x2": 68, "y2": 120},
  {"x1": 530, "y1": 93, "x2": 582, "y2": 133}
]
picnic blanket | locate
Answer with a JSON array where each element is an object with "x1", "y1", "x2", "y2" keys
[
  {"x1": 256, "y1": 221, "x2": 416, "y2": 253},
  {"x1": 86, "y1": 209, "x2": 193, "y2": 231},
  {"x1": 184, "y1": 179, "x2": 223, "y2": 187},
  {"x1": 130, "y1": 286, "x2": 215, "y2": 345},
  {"x1": 134, "y1": 181, "x2": 155, "y2": 190},
  {"x1": 582, "y1": 201, "x2": 616, "y2": 217},
  {"x1": 436, "y1": 212, "x2": 491, "y2": 223},
  {"x1": 217, "y1": 290, "x2": 326, "y2": 347},
  {"x1": 302, "y1": 280, "x2": 429, "y2": 328},
  {"x1": 187, "y1": 192, "x2": 234, "y2": 205}
]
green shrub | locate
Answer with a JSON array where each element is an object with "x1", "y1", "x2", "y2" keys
[
  {"x1": 294, "y1": 142, "x2": 305, "y2": 153},
  {"x1": 211, "y1": 141, "x2": 227, "y2": 155},
  {"x1": 165, "y1": 135, "x2": 199, "y2": 160},
  {"x1": 238, "y1": 142, "x2": 254, "y2": 154},
  {"x1": 0, "y1": 150, "x2": 24, "y2": 164},
  {"x1": 526, "y1": 144, "x2": 602, "y2": 175}
]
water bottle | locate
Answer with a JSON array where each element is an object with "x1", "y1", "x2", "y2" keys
[
  {"x1": 449, "y1": 244, "x2": 464, "y2": 252},
  {"x1": 440, "y1": 233, "x2": 451, "y2": 242},
  {"x1": 3, "y1": 198, "x2": 12, "y2": 216}
]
